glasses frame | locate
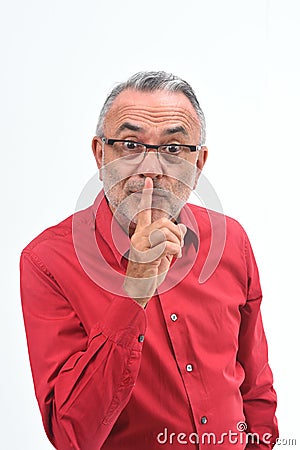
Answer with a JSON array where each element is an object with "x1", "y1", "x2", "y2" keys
[{"x1": 101, "y1": 137, "x2": 203, "y2": 157}]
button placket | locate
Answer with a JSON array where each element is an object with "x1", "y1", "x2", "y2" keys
[{"x1": 158, "y1": 292, "x2": 206, "y2": 440}]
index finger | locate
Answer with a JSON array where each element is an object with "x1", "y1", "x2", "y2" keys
[{"x1": 136, "y1": 177, "x2": 153, "y2": 230}]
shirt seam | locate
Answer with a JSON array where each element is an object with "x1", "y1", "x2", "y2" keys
[
  {"x1": 22, "y1": 248, "x2": 56, "y2": 279},
  {"x1": 24, "y1": 226, "x2": 73, "y2": 253}
]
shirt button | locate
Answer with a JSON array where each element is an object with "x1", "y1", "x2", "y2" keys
[
  {"x1": 200, "y1": 416, "x2": 208, "y2": 424},
  {"x1": 138, "y1": 334, "x2": 145, "y2": 343},
  {"x1": 170, "y1": 313, "x2": 178, "y2": 322},
  {"x1": 186, "y1": 364, "x2": 193, "y2": 372}
]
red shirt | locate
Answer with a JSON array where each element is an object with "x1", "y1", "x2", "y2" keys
[{"x1": 20, "y1": 192, "x2": 278, "y2": 450}]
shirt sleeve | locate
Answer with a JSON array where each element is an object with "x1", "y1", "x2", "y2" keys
[
  {"x1": 237, "y1": 233, "x2": 279, "y2": 449},
  {"x1": 20, "y1": 250, "x2": 147, "y2": 450}
]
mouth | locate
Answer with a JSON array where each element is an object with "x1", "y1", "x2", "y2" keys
[{"x1": 129, "y1": 188, "x2": 168, "y2": 198}]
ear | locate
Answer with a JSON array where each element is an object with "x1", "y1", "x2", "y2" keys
[
  {"x1": 193, "y1": 146, "x2": 208, "y2": 188},
  {"x1": 92, "y1": 136, "x2": 103, "y2": 178}
]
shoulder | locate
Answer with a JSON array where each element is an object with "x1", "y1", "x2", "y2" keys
[
  {"x1": 22, "y1": 216, "x2": 73, "y2": 254},
  {"x1": 21, "y1": 205, "x2": 94, "y2": 259},
  {"x1": 186, "y1": 202, "x2": 248, "y2": 241}
]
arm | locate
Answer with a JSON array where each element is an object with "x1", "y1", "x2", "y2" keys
[
  {"x1": 20, "y1": 250, "x2": 146, "y2": 450},
  {"x1": 237, "y1": 234, "x2": 278, "y2": 449}
]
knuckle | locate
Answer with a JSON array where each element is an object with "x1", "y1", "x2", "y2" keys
[
  {"x1": 166, "y1": 242, "x2": 180, "y2": 253},
  {"x1": 159, "y1": 227, "x2": 169, "y2": 238},
  {"x1": 159, "y1": 217, "x2": 170, "y2": 226}
]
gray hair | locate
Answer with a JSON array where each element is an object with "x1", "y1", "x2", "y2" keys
[{"x1": 95, "y1": 71, "x2": 206, "y2": 145}]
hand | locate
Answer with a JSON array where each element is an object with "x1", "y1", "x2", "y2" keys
[{"x1": 123, "y1": 177, "x2": 187, "y2": 307}]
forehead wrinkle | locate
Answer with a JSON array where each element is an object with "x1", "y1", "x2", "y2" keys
[
  {"x1": 104, "y1": 101, "x2": 201, "y2": 141},
  {"x1": 111, "y1": 104, "x2": 197, "y2": 119},
  {"x1": 107, "y1": 102, "x2": 199, "y2": 123},
  {"x1": 116, "y1": 112, "x2": 195, "y2": 124},
  {"x1": 112, "y1": 116, "x2": 196, "y2": 139},
  {"x1": 110, "y1": 110, "x2": 199, "y2": 131}
]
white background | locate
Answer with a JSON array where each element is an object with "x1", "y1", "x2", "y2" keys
[{"x1": 1, "y1": 0, "x2": 299, "y2": 448}]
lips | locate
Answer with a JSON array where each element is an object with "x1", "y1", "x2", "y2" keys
[
  {"x1": 129, "y1": 192, "x2": 169, "y2": 206},
  {"x1": 129, "y1": 187, "x2": 168, "y2": 196},
  {"x1": 152, "y1": 191, "x2": 168, "y2": 199}
]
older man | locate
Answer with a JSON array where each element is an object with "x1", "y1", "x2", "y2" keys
[{"x1": 20, "y1": 71, "x2": 278, "y2": 450}]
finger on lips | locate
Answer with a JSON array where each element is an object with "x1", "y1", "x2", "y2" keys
[
  {"x1": 136, "y1": 177, "x2": 153, "y2": 230},
  {"x1": 134, "y1": 176, "x2": 187, "y2": 254}
]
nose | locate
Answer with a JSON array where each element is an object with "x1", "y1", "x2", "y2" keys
[{"x1": 137, "y1": 149, "x2": 163, "y2": 179}]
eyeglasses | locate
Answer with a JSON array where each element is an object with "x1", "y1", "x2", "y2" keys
[{"x1": 101, "y1": 137, "x2": 203, "y2": 162}]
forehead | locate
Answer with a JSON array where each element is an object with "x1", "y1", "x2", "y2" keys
[{"x1": 104, "y1": 89, "x2": 201, "y2": 137}]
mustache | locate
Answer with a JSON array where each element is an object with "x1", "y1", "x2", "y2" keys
[{"x1": 125, "y1": 180, "x2": 167, "y2": 193}]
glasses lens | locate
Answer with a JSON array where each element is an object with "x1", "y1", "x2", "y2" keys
[
  {"x1": 159, "y1": 145, "x2": 191, "y2": 163},
  {"x1": 114, "y1": 141, "x2": 144, "y2": 153},
  {"x1": 112, "y1": 141, "x2": 145, "y2": 163},
  {"x1": 109, "y1": 141, "x2": 193, "y2": 164}
]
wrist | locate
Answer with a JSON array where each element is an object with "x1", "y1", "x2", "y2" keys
[{"x1": 123, "y1": 275, "x2": 156, "y2": 307}]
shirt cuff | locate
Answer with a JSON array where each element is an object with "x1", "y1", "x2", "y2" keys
[{"x1": 89, "y1": 296, "x2": 147, "y2": 351}]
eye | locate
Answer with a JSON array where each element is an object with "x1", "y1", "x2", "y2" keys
[
  {"x1": 124, "y1": 141, "x2": 138, "y2": 150},
  {"x1": 164, "y1": 145, "x2": 181, "y2": 154}
]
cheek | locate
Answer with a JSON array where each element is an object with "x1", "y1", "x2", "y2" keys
[
  {"x1": 102, "y1": 154, "x2": 141, "y2": 187},
  {"x1": 106, "y1": 179, "x2": 127, "y2": 197},
  {"x1": 169, "y1": 178, "x2": 192, "y2": 201},
  {"x1": 102, "y1": 167, "x2": 127, "y2": 199},
  {"x1": 165, "y1": 166, "x2": 197, "y2": 193},
  {"x1": 160, "y1": 158, "x2": 198, "y2": 189}
]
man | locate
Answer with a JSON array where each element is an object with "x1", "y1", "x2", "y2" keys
[{"x1": 20, "y1": 71, "x2": 278, "y2": 449}]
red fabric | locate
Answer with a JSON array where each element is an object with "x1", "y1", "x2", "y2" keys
[{"x1": 20, "y1": 192, "x2": 278, "y2": 450}]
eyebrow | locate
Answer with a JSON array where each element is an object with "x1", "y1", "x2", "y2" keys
[
  {"x1": 116, "y1": 122, "x2": 144, "y2": 135},
  {"x1": 162, "y1": 126, "x2": 188, "y2": 136}
]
